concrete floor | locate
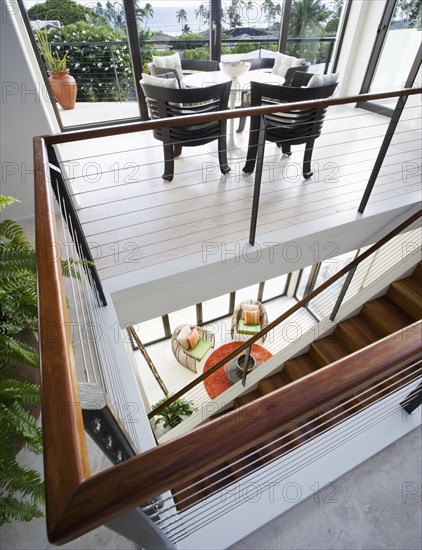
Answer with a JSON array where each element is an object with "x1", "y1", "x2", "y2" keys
[
  {"x1": 230, "y1": 427, "x2": 422, "y2": 550},
  {"x1": 1, "y1": 426, "x2": 420, "y2": 550}
]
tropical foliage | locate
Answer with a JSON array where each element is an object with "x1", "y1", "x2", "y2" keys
[
  {"x1": 0, "y1": 195, "x2": 44, "y2": 525},
  {"x1": 27, "y1": 0, "x2": 91, "y2": 26},
  {"x1": 42, "y1": 22, "x2": 133, "y2": 102},
  {"x1": 152, "y1": 396, "x2": 196, "y2": 429},
  {"x1": 35, "y1": 28, "x2": 67, "y2": 72}
]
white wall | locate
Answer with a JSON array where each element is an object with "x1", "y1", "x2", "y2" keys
[
  {"x1": 0, "y1": 0, "x2": 59, "y2": 220},
  {"x1": 335, "y1": 0, "x2": 386, "y2": 96},
  {"x1": 107, "y1": 203, "x2": 420, "y2": 326}
]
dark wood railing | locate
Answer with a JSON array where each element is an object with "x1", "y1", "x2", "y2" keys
[{"x1": 35, "y1": 86, "x2": 421, "y2": 544}]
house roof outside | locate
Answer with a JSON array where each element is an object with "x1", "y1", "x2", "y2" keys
[{"x1": 30, "y1": 20, "x2": 61, "y2": 31}]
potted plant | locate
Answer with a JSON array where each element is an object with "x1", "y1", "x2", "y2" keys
[
  {"x1": 152, "y1": 396, "x2": 197, "y2": 430},
  {"x1": 36, "y1": 28, "x2": 77, "y2": 110}
]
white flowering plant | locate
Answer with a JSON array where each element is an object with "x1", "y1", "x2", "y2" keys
[{"x1": 41, "y1": 22, "x2": 134, "y2": 102}]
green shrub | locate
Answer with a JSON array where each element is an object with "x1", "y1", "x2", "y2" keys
[
  {"x1": 152, "y1": 396, "x2": 196, "y2": 429},
  {"x1": 42, "y1": 22, "x2": 133, "y2": 102}
]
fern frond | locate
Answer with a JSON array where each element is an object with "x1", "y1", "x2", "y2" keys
[
  {"x1": 0, "y1": 378, "x2": 40, "y2": 406},
  {"x1": 0, "y1": 495, "x2": 43, "y2": 525},
  {"x1": 0, "y1": 195, "x2": 19, "y2": 212},
  {"x1": 0, "y1": 219, "x2": 29, "y2": 245},
  {"x1": 0, "y1": 401, "x2": 42, "y2": 452},
  {"x1": 0, "y1": 334, "x2": 39, "y2": 369}
]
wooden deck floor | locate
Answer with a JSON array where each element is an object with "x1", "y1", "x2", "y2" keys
[{"x1": 57, "y1": 103, "x2": 421, "y2": 282}]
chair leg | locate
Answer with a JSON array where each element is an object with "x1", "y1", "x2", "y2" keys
[
  {"x1": 218, "y1": 127, "x2": 231, "y2": 175},
  {"x1": 162, "y1": 143, "x2": 174, "y2": 182},
  {"x1": 173, "y1": 144, "x2": 182, "y2": 158},
  {"x1": 281, "y1": 143, "x2": 292, "y2": 156},
  {"x1": 303, "y1": 139, "x2": 315, "y2": 179},
  {"x1": 242, "y1": 116, "x2": 261, "y2": 174},
  {"x1": 237, "y1": 116, "x2": 247, "y2": 133}
]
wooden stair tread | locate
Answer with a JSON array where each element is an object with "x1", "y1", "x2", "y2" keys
[
  {"x1": 309, "y1": 338, "x2": 349, "y2": 367},
  {"x1": 387, "y1": 277, "x2": 422, "y2": 321},
  {"x1": 335, "y1": 317, "x2": 379, "y2": 353},
  {"x1": 173, "y1": 269, "x2": 421, "y2": 511},
  {"x1": 283, "y1": 355, "x2": 318, "y2": 381},
  {"x1": 411, "y1": 262, "x2": 422, "y2": 282},
  {"x1": 361, "y1": 296, "x2": 414, "y2": 337},
  {"x1": 258, "y1": 372, "x2": 290, "y2": 395},
  {"x1": 234, "y1": 389, "x2": 262, "y2": 408}
]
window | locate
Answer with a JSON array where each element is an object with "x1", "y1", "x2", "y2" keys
[
  {"x1": 202, "y1": 294, "x2": 231, "y2": 323},
  {"x1": 261, "y1": 275, "x2": 289, "y2": 301},
  {"x1": 168, "y1": 305, "x2": 197, "y2": 332},
  {"x1": 235, "y1": 283, "x2": 260, "y2": 305},
  {"x1": 134, "y1": 316, "x2": 166, "y2": 345}
]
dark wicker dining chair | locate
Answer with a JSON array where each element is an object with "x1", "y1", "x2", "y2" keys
[
  {"x1": 236, "y1": 58, "x2": 311, "y2": 133},
  {"x1": 141, "y1": 80, "x2": 232, "y2": 181},
  {"x1": 243, "y1": 72, "x2": 338, "y2": 180}
]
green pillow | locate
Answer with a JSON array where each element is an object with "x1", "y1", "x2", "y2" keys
[
  {"x1": 238, "y1": 319, "x2": 261, "y2": 335},
  {"x1": 185, "y1": 338, "x2": 213, "y2": 361}
]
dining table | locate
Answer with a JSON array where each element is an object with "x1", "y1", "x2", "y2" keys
[{"x1": 183, "y1": 69, "x2": 285, "y2": 158}]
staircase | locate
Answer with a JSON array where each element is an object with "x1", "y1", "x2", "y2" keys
[{"x1": 172, "y1": 265, "x2": 422, "y2": 511}]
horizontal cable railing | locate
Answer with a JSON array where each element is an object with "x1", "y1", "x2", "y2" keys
[
  {"x1": 48, "y1": 86, "x2": 420, "y2": 281},
  {"x1": 49, "y1": 40, "x2": 135, "y2": 103},
  {"x1": 147, "y1": 210, "x2": 421, "y2": 429},
  {"x1": 35, "y1": 86, "x2": 421, "y2": 543},
  {"x1": 44, "y1": 35, "x2": 336, "y2": 108},
  {"x1": 33, "y1": 175, "x2": 422, "y2": 542},
  {"x1": 44, "y1": 86, "x2": 422, "y2": 144},
  {"x1": 155, "y1": 359, "x2": 421, "y2": 544}
]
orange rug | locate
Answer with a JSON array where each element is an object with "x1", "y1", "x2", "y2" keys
[{"x1": 203, "y1": 342, "x2": 273, "y2": 399}]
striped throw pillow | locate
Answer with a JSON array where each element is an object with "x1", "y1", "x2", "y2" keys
[
  {"x1": 187, "y1": 327, "x2": 200, "y2": 349},
  {"x1": 244, "y1": 309, "x2": 260, "y2": 326}
]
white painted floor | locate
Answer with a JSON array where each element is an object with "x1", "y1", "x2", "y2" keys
[
  {"x1": 131, "y1": 295, "x2": 316, "y2": 413},
  {"x1": 55, "y1": 102, "x2": 421, "y2": 282}
]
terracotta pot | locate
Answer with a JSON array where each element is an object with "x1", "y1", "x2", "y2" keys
[{"x1": 49, "y1": 69, "x2": 77, "y2": 110}]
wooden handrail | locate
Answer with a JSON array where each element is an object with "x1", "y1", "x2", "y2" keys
[
  {"x1": 34, "y1": 136, "x2": 90, "y2": 537},
  {"x1": 34, "y1": 85, "x2": 422, "y2": 544},
  {"x1": 148, "y1": 209, "x2": 422, "y2": 419},
  {"x1": 43, "y1": 86, "x2": 421, "y2": 146},
  {"x1": 45, "y1": 321, "x2": 422, "y2": 543}
]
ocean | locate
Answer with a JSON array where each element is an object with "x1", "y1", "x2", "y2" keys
[{"x1": 140, "y1": 7, "x2": 203, "y2": 36}]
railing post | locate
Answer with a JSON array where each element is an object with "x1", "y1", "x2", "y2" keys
[
  {"x1": 358, "y1": 95, "x2": 407, "y2": 213},
  {"x1": 400, "y1": 382, "x2": 422, "y2": 415},
  {"x1": 249, "y1": 117, "x2": 267, "y2": 246},
  {"x1": 241, "y1": 345, "x2": 252, "y2": 387},
  {"x1": 46, "y1": 145, "x2": 107, "y2": 306},
  {"x1": 329, "y1": 266, "x2": 357, "y2": 322},
  {"x1": 324, "y1": 39, "x2": 335, "y2": 74},
  {"x1": 359, "y1": 42, "x2": 422, "y2": 213}
]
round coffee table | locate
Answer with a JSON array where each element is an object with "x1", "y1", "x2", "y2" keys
[{"x1": 203, "y1": 342, "x2": 273, "y2": 399}]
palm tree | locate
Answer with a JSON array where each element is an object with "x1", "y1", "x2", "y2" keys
[
  {"x1": 289, "y1": 0, "x2": 330, "y2": 60},
  {"x1": 138, "y1": 2, "x2": 154, "y2": 31},
  {"x1": 104, "y1": 0, "x2": 126, "y2": 29},
  {"x1": 289, "y1": 0, "x2": 330, "y2": 37},
  {"x1": 227, "y1": 0, "x2": 243, "y2": 29},
  {"x1": 195, "y1": 3, "x2": 209, "y2": 32},
  {"x1": 176, "y1": 8, "x2": 188, "y2": 32},
  {"x1": 245, "y1": 0, "x2": 255, "y2": 26},
  {"x1": 262, "y1": 0, "x2": 275, "y2": 27}
]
